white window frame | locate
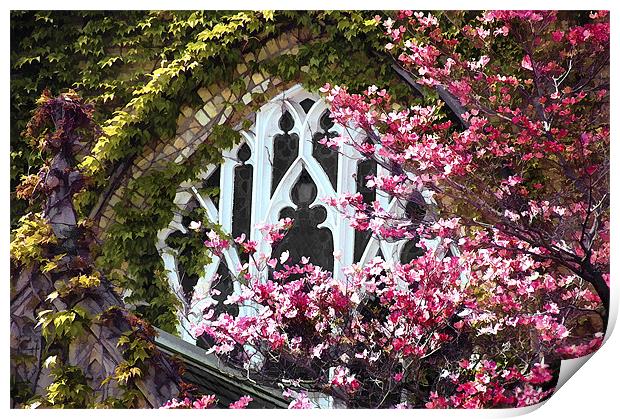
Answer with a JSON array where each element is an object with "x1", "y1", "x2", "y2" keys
[{"x1": 157, "y1": 84, "x2": 437, "y2": 343}]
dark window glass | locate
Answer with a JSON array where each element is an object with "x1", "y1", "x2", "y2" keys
[
  {"x1": 290, "y1": 168, "x2": 317, "y2": 205},
  {"x1": 400, "y1": 237, "x2": 424, "y2": 264},
  {"x1": 272, "y1": 111, "x2": 299, "y2": 195},
  {"x1": 179, "y1": 260, "x2": 198, "y2": 297},
  {"x1": 212, "y1": 262, "x2": 239, "y2": 317},
  {"x1": 183, "y1": 197, "x2": 201, "y2": 218},
  {"x1": 312, "y1": 110, "x2": 338, "y2": 190},
  {"x1": 405, "y1": 201, "x2": 426, "y2": 227},
  {"x1": 353, "y1": 158, "x2": 377, "y2": 262},
  {"x1": 237, "y1": 142, "x2": 251, "y2": 162},
  {"x1": 165, "y1": 229, "x2": 199, "y2": 297},
  {"x1": 273, "y1": 169, "x2": 334, "y2": 272},
  {"x1": 399, "y1": 203, "x2": 426, "y2": 264},
  {"x1": 232, "y1": 144, "x2": 252, "y2": 263},
  {"x1": 300, "y1": 98, "x2": 315, "y2": 114},
  {"x1": 201, "y1": 166, "x2": 221, "y2": 206}
]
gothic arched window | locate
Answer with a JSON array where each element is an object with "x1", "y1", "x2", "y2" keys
[{"x1": 157, "y1": 85, "x2": 430, "y2": 343}]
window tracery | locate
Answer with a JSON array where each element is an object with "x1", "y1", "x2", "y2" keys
[{"x1": 157, "y1": 85, "x2": 432, "y2": 343}]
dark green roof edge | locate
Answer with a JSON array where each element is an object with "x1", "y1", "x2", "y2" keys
[{"x1": 155, "y1": 328, "x2": 289, "y2": 408}]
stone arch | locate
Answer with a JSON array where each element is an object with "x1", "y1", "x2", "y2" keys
[
  {"x1": 94, "y1": 27, "x2": 316, "y2": 233},
  {"x1": 89, "y1": 24, "x2": 441, "y2": 341}
]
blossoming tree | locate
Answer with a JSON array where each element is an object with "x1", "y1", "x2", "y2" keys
[{"x1": 181, "y1": 10, "x2": 609, "y2": 409}]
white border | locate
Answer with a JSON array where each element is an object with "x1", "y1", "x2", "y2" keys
[{"x1": 3, "y1": 2, "x2": 619, "y2": 417}]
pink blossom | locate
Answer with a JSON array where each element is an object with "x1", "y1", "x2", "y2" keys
[
  {"x1": 204, "y1": 230, "x2": 230, "y2": 257},
  {"x1": 229, "y1": 396, "x2": 253, "y2": 409}
]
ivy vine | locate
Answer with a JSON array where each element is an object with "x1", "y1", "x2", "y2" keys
[{"x1": 12, "y1": 10, "x2": 428, "y2": 331}]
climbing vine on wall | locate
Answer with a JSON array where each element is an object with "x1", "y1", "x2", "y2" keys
[
  {"x1": 10, "y1": 90, "x2": 184, "y2": 408},
  {"x1": 98, "y1": 125, "x2": 239, "y2": 330},
  {"x1": 11, "y1": 10, "x2": 435, "y2": 330}
]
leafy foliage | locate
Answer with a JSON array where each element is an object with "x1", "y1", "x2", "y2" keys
[
  {"x1": 10, "y1": 212, "x2": 57, "y2": 267},
  {"x1": 10, "y1": 90, "x2": 183, "y2": 408},
  {"x1": 13, "y1": 10, "x2": 607, "y2": 410},
  {"x1": 41, "y1": 357, "x2": 93, "y2": 408},
  {"x1": 11, "y1": 10, "x2": 414, "y2": 329}
]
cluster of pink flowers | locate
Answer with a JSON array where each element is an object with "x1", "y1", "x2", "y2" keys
[
  {"x1": 229, "y1": 396, "x2": 253, "y2": 409},
  {"x1": 256, "y1": 217, "x2": 294, "y2": 245},
  {"x1": 426, "y1": 358, "x2": 554, "y2": 408},
  {"x1": 282, "y1": 389, "x2": 315, "y2": 409},
  {"x1": 187, "y1": 212, "x2": 604, "y2": 408},
  {"x1": 175, "y1": 10, "x2": 608, "y2": 409},
  {"x1": 322, "y1": 84, "x2": 470, "y2": 186},
  {"x1": 161, "y1": 395, "x2": 217, "y2": 409},
  {"x1": 557, "y1": 333, "x2": 604, "y2": 358},
  {"x1": 324, "y1": 193, "x2": 417, "y2": 241},
  {"x1": 161, "y1": 395, "x2": 252, "y2": 409},
  {"x1": 203, "y1": 230, "x2": 230, "y2": 257},
  {"x1": 331, "y1": 366, "x2": 361, "y2": 394},
  {"x1": 233, "y1": 233, "x2": 258, "y2": 254}
]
